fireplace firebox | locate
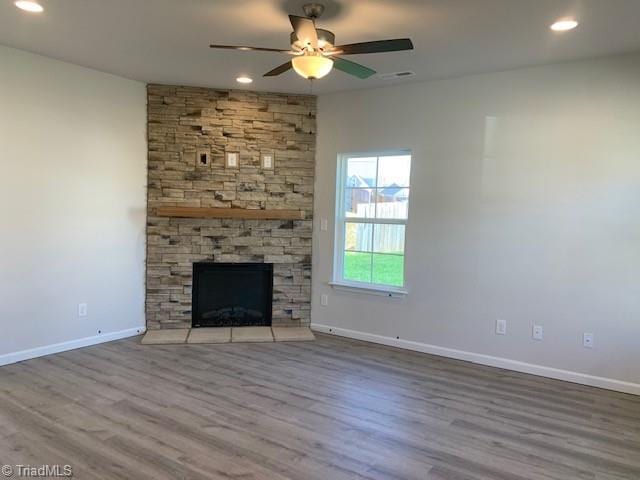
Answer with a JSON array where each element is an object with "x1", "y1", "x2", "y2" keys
[{"x1": 192, "y1": 263, "x2": 273, "y2": 328}]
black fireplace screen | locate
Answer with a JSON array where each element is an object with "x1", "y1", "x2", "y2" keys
[{"x1": 192, "y1": 263, "x2": 273, "y2": 328}]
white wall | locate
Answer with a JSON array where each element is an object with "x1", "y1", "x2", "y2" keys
[
  {"x1": 0, "y1": 46, "x2": 147, "y2": 363},
  {"x1": 313, "y1": 53, "x2": 640, "y2": 393}
]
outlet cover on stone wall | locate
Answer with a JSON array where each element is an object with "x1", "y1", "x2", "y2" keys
[
  {"x1": 261, "y1": 153, "x2": 274, "y2": 170},
  {"x1": 225, "y1": 151, "x2": 239, "y2": 169}
]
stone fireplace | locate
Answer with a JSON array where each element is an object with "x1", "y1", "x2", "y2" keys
[
  {"x1": 192, "y1": 262, "x2": 273, "y2": 328},
  {"x1": 145, "y1": 85, "x2": 315, "y2": 330}
]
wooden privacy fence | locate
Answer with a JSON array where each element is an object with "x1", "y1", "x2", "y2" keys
[{"x1": 345, "y1": 202, "x2": 407, "y2": 253}]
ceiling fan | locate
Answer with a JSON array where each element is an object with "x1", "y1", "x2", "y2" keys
[{"x1": 209, "y1": 2, "x2": 414, "y2": 81}]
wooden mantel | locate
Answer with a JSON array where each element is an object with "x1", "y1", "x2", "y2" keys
[{"x1": 155, "y1": 206, "x2": 305, "y2": 220}]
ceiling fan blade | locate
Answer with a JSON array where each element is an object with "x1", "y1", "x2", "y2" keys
[
  {"x1": 264, "y1": 61, "x2": 293, "y2": 77},
  {"x1": 333, "y1": 58, "x2": 376, "y2": 79},
  {"x1": 289, "y1": 15, "x2": 318, "y2": 49},
  {"x1": 333, "y1": 39, "x2": 414, "y2": 55},
  {"x1": 209, "y1": 44, "x2": 290, "y2": 53}
]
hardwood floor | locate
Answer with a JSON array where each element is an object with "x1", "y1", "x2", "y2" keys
[{"x1": 1, "y1": 333, "x2": 639, "y2": 479}]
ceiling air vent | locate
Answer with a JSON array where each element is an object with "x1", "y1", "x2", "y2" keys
[{"x1": 378, "y1": 71, "x2": 416, "y2": 80}]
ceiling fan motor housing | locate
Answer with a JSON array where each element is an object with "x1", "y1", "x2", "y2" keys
[{"x1": 291, "y1": 29, "x2": 335, "y2": 51}]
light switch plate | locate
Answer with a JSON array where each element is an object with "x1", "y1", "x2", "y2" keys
[{"x1": 320, "y1": 218, "x2": 328, "y2": 231}]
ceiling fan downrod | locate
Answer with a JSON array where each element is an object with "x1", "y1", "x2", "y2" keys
[{"x1": 302, "y1": 3, "x2": 325, "y2": 20}]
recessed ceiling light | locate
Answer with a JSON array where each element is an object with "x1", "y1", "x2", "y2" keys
[
  {"x1": 550, "y1": 19, "x2": 579, "y2": 32},
  {"x1": 14, "y1": 1, "x2": 44, "y2": 12},
  {"x1": 236, "y1": 76, "x2": 253, "y2": 84}
]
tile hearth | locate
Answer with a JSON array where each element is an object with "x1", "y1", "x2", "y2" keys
[
  {"x1": 187, "y1": 327, "x2": 231, "y2": 344},
  {"x1": 231, "y1": 326, "x2": 274, "y2": 343},
  {"x1": 140, "y1": 326, "x2": 314, "y2": 345}
]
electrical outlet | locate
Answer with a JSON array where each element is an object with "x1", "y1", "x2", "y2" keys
[
  {"x1": 583, "y1": 333, "x2": 594, "y2": 348},
  {"x1": 78, "y1": 303, "x2": 88, "y2": 317},
  {"x1": 320, "y1": 294, "x2": 328, "y2": 306},
  {"x1": 320, "y1": 218, "x2": 328, "y2": 231},
  {"x1": 533, "y1": 325, "x2": 543, "y2": 341},
  {"x1": 496, "y1": 319, "x2": 507, "y2": 335}
]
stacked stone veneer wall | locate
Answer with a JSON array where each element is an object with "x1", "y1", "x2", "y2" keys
[{"x1": 146, "y1": 85, "x2": 316, "y2": 330}]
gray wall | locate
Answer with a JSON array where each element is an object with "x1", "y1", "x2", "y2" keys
[
  {"x1": 0, "y1": 46, "x2": 147, "y2": 362},
  {"x1": 312, "y1": 53, "x2": 640, "y2": 390}
]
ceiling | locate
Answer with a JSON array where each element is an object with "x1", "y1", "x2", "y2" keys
[{"x1": 1, "y1": 0, "x2": 640, "y2": 94}]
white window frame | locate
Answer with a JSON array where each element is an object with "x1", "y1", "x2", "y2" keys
[{"x1": 332, "y1": 149, "x2": 411, "y2": 295}]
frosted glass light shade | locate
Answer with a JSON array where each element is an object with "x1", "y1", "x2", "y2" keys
[{"x1": 292, "y1": 55, "x2": 334, "y2": 79}]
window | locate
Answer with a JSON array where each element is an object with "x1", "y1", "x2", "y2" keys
[{"x1": 334, "y1": 151, "x2": 411, "y2": 290}]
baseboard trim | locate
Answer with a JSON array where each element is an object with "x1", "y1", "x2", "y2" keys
[
  {"x1": 0, "y1": 326, "x2": 146, "y2": 367},
  {"x1": 311, "y1": 323, "x2": 640, "y2": 396}
]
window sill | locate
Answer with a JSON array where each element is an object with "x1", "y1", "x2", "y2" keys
[{"x1": 328, "y1": 281, "x2": 408, "y2": 298}]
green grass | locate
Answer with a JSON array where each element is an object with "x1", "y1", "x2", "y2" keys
[{"x1": 344, "y1": 252, "x2": 404, "y2": 287}]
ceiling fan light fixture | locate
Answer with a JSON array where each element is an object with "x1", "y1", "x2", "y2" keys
[
  {"x1": 236, "y1": 76, "x2": 253, "y2": 84},
  {"x1": 291, "y1": 54, "x2": 333, "y2": 79},
  {"x1": 209, "y1": 6, "x2": 413, "y2": 82},
  {"x1": 14, "y1": 0, "x2": 44, "y2": 12}
]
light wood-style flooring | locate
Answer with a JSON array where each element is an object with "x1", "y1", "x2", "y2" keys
[{"x1": 1, "y1": 333, "x2": 639, "y2": 479}]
